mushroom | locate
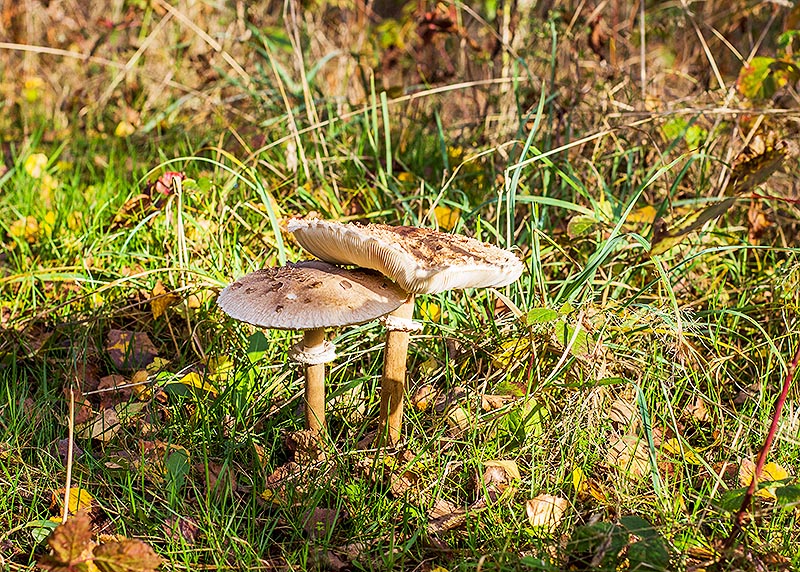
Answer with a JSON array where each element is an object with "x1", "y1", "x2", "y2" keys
[
  {"x1": 286, "y1": 218, "x2": 524, "y2": 445},
  {"x1": 217, "y1": 260, "x2": 407, "y2": 439}
]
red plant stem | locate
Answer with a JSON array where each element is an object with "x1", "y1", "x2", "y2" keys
[{"x1": 725, "y1": 341, "x2": 800, "y2": 549}]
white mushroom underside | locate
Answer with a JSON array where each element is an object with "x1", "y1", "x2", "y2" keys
[{"x1": 287, "y1": 219, "x2": 524, "y2": 294}]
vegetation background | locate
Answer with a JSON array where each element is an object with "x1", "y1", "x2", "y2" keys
[{"x1": 2, "y1": 0, "x2": 800, "y2": 570}]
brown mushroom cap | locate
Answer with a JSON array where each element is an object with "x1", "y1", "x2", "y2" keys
[
  {"x1": 286, "y1": 219, "x2": 524, "y2": 295},
  {"x1": 217, "y1": 260, "x2": 408, "y2": 330}
]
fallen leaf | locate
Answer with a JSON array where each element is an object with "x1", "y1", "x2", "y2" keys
[
  {"x1": 432, "y1": 205, "x2": 460, "y2": 230},
  {"x1": 93, "y1": 538, "x2": 162, "y2": 572},
  {"x1": 427, "y1": 498, "x2": 467, "y2": 534},
  {"x1": 52, "y1": 488, "x2": 96, "y2": 515},
  {"x1": 747, "y1": 200, "x2": 771, "y2": 242},
  {"x1": 38, "y1": 512, "x2": 95, "y2": 572},
  {"x1": 446, "y1": 406, "x2": 471, "y2": 436},
  {"x1": 302, "y1": 507, "x2": 341, "y2": 539},
  {"x1": 113, "y1": 121, "x2": 135, "y2": 138},
  {"x1": 79, "y1": 407, "x2": 121, "y2": 442},
  {"x1": 9, "y1": 216, "x2": 41, "y2": 243},
  {"x1": 660, "y1": 438, "x2": 703, "y2": 465},
  {"x1": 419, "y1": 300, "x2": 441, "y2": 322},
  {"x1": 481, "y1": 394, "x2": 515, "y2": 411},
  {"x1": 484, "y1": 460, "x2": 522, "y2": 482},
  {"x1": 739, "y1": 458, "x2": 791, "y2": 500},
  {"x1": 162, "y1": 516, "x2": 199, "y2": 546},
  {"x1": 150, "y1": 281, "x2": 179, "y2": 320},
  {"x1": 109, "y1": 194, "x2": 153, "y2": 230},
  {"x1": 605, "y1": 435, "x2": 650, "y2": 479},
  {"x1": 482, "y1": 459, "x2": 521, "y2": 503},
  {"x1": 97, "y1": 375, "x2": 131, "y2": 409},
  {"x1": 412, "y1": 385, "x2": 437, "y2": 410},
  {"x1": 526, "y1": 494, "x2": 568, "y2": 531},
  {"x1": 172, "y1": 371, "x2": 218, "y2": 396},
  {"x1": 24, "y1": 153, "x2": 48, "y2": 178},
  {"x1": 685, "y1": 396, "x2": 709, "y2": 422},
  {"x1": 607, "y1": 399, "x2": 639, "y2": 432},
  {"x1": 285, "y1": 430, "x2": 325, "y2": 464},
  {"x1": 106, "y1": 330, "x2": 158, "y2": 372}
]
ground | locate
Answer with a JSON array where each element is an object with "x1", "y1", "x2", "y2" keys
[{"x1": 1, "y1": 1, "x2": 800, "y2": 571}]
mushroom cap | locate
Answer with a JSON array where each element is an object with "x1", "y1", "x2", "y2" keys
[
  {"x1": 217, "y1": 260, "x2": 408, "y2": 330},
  {"x1": 286, "y1": 218, "x2": 524, "y2": 294}
]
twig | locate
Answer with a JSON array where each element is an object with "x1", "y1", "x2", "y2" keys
[
  {"x1": 62, "y1": 386, "x2": 76, "y2": 524},
  {"x1": 724, "y1": 340, "x2": 800, "y2": 549}
]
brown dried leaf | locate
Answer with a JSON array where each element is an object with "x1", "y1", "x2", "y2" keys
[
  {"x1": 78, "y1": 408, "x2": 120, "y2": 442},
  {"x1": 481, "y1": 394, "x2": 515, "y2": 411},
  {"x1": 302, "y1": 507, "x2": 341, "y2": 539},
  {"x1": 92, "y1": 539, "x2": 162, "y2": 572},
  {"x1": 605, "y1": 435, "x2": 650, "y2": 479},
  {"x1": 411, "y1": 385, "x2": 436, "y2": 411},
  {"x1": 162, "y1": 516, "x2": 199, "y2": 545},
  {"x1": 525, "y1": 494, "x2": 569, "y2": 531},
  {"x1": 747, "y1": 200, "x2": 772, "y2": 242},
  {"x1": 106, "y1": 330, "x2": 158, "y2": 373},
  {"x1": 97, "y1": 375, "x2": 131, "y2": 410},
  {"x1": 39, "y1": 512, "x2": 95, "y2": 572},
  {"x1": 427, "y1": 498, "x2": 467, "y2": 534},
  {"x1": 608, "y1": 399, "x2": 639, "y2": 432}
]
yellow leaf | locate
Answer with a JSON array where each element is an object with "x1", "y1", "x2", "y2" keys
[
  {"x1": 150, "y1": 281, "x2": 179, "y2": 319},
  {"x1": 23, "y1": 77, "x2": 44, "y2": 102},
  {"x1": 176, "y1": 372, "x2": 218, "y2": 395},
  {"x1": 571, "y1": 467, "x2": 588, "y2": 496},
  {"x1": 65, "y1": 487, "x2": 95, "y2": 513},
  {"x1": 526, "y1": 494, "x2": 568, "y2": 531},
  {"x1": 130, "y1": 370, "x2": 151, "y2": 400},
  {"x1": 419, "y1": 301, "x2": 441, "y2": 322},
  {"x1": 432, "y1": 205, "x2": 460, "y2": 231},
  {"x1": 626, "y1": 205, "x2": 658, "y2": 225},
  {"x1": 739, "y1": 458, "x2": 791, "y2": 500},
  {"x1": 114, "y1": 120, "x2": 136, "y2": 138},
  {"x1": 24, "y1": 153, "x2": 48, "y2": 178},
  {"x1": 8, "y1": 216, "x2": 40, "y2": 243},
  {"x1": 660, "y1": 438, "x2": 703, "y2": 465}
]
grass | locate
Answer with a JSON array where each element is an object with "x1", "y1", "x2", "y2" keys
[{"x1": 2, "y1": 2, "x2": 800, "y2": 571}]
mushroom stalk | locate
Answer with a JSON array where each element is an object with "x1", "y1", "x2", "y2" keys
[
  {"x1": 302, "y1": 327, "x2": 327, "y2": 435},
  {"x1": 378, "y1": 294, "x2": 416, "y2": 445}
]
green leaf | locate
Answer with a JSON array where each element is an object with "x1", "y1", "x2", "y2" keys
[
  {"x1": 553, "y1": 322, "x2": 592, "y2": 358},
  {"x1": 775, "y1": 484, "x2": 800, "y2": 507},
  {"x1": 567, "y1": 215, "x2": 599, "y2": 238},
  {"x1": 628, "y1": 538, "x2": 670, "y2": 571},
  {"x1": 737, "y1": 56, "x2": 777, "y2": 100},
  {"x1": 165, "y1": 449, "x2": 190, "y2": 494},
  {"x1": 526, "y1": 307, "x2": 559, "y2": 325}
]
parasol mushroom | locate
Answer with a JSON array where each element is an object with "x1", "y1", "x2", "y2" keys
[
  {"x1": 217, "y1": 260, "x2": 407, "y2": 440},
  {"x1": 286, "y1": 218, "x2": 524, "y2": 445}
]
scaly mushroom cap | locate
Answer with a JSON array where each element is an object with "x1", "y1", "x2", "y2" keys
[
  {"x1": 286, "y1": 218, "x2": 524, "y2": 294},
  {"x1": 217, "y1": 260, "x2": 408, "y2": 330}
]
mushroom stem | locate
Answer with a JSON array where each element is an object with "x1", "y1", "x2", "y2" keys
[
  {"x1": 302, "y1": 327, "x2": 327, "y2": 435},
  {"x1": 378, "y1": 294, "x2": 416, "y2": 445}
]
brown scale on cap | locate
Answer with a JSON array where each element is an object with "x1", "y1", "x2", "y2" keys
[{"x1": 217, "y1": 260, "x2": 408, "y2": 330}]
